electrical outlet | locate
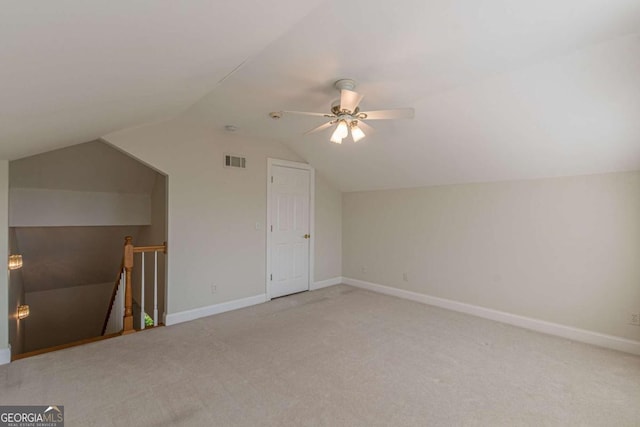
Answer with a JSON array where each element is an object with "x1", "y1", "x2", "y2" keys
[
  {"x1": 361, "y1": 266, "x2": 366, "y2": 274},
  {"x1": 211, "y1": 284, "x2": 217, "y2": 294},
  {"x1": 402, "y1": 272, "x2": 408, "y2": 282},
  {"x1": 630, "y1": 313, "x2": 640, "y2": 326}
]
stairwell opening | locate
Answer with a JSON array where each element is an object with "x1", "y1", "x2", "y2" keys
[{"x1": 7, "y1": 140, "x2": 168, "y2": 359}]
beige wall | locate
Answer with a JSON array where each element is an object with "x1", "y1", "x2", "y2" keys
[
  {"x1": 343, "y1": 171, "x2": 640, "y2": 341},
  {"x1": 0, "y1": 161, "x2": 9, "y2": 356},
  {"x1": 9, "y1": 189, "x2": 151, "y2": 227},
  {"x1": 137, "y1": 174, "x2": 168, "y2": 320},
  {"x1": 9, "y1": 140, "x2": 159, "y2": 227},
  {"x1": 8, "y1": 228, "x2": 25, "y2": 356},
  {"x1": 24, "y1": 282, "x2": 114, "y2": 352},
  {"x1": 9, "y1": 140, "x2": 157, "y2": 193},
  {"x1": 14, "y1": 226, "x2": 144, "y2": 294},
  {"x1": 314, "y1": 173, "x2": 342, "y2": 282},
  {"x1": 104, "y1": 116, "x2": 343, "y2": 315}
]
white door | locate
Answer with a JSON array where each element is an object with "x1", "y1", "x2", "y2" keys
[{"x1": 270, "y1": 165, "x2": 311, "y2": 298}]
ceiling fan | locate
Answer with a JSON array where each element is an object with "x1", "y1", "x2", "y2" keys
[{"x1": 270, "y1": 79, "x2": 414, "y2": 144}]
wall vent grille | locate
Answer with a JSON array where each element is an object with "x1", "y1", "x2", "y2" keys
[{"x1": 224, "y1": 154, "x2": 246, "y2": 169}]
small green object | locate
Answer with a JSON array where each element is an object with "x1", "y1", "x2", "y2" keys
[{"x1": 144, "y1": 313, "x2": 154, "y2": 327}]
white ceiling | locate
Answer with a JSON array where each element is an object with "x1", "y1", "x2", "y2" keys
[
  {"x1": 5, "y1": 0, "x2": 640, "y2": 191},
  {"x1": 0, "y1": 0, "x2": 322, "y2": 159}
]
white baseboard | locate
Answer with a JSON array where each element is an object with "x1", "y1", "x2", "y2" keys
[
  {"x1": 343, "y1": 277, "x2": 640, "y2": 356},
  {"x1": 311, "y1": 276, "x2": 343, "y2": 290},
  {"x1": 165, "y1": 294, "x2": 267, "y2": 326},
  {"x1": 0, "y1": 346, "x2": 11, "y2": 365}
]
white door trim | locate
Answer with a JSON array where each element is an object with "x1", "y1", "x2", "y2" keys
[{"x1": 266, "y1": 158, "x2": 315, "y2": 300}]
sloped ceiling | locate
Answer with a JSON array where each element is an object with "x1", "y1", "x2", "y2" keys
[
  {"x1": 5, "y1": 0, "x2": 640, "y2": 191},
  {"x1": 185, "y1": 0, "x2": 640, "y2": 191},
  {"x1": 10, "y1": 140, "x2": 158, "y2": 193},
  {"x1": 0, "y1": 0, "x2": 323, "y2": 159}
]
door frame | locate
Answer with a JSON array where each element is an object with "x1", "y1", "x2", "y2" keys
[{"x1": 266, "y1": 158, "x2": 315, "y2": 300}]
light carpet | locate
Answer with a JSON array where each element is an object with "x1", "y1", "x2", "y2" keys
[{"x1": 1, "y1": 285, "x2": 639, "y2": 426}]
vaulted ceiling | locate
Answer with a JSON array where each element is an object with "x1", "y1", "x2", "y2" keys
[
  {"x1": 4, "y1": 0, "x2": 640, "y2": 191},
  {"x1": 0, "y1": 0, "x2": 323, "y2": 159}
]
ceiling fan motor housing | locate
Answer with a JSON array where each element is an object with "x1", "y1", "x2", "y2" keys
[
  {"x1": 334, "y1": 79, "x2": 356, "y2": 91},
  {"x1": 331, "y1": 100, "x2": 359, "y2": 116}
]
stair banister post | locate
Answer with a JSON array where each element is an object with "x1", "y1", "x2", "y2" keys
[{"x1": 122, "y1": 236, "x2": 135, "y2": 335}]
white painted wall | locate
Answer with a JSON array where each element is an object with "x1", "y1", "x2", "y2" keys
[
  {"x1": 9, "y1": 188, "x2": 151, "y2": 227},
  {"x1": 343, "y1": 171, "x2": 640, "y2": 342},
  {"x1": 104, "y1": 115, "x2": 343, "y2": 316},
  {"x1": 314, "y1": 173, "x2": 342, "y2": 282}
]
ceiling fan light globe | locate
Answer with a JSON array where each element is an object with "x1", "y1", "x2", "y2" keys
[
  {"x1": 336, "y1": 120, "x2": 349, "y2": 139},
  {"x1": 330, "y1": 125, "x2": 344, "y2": 143},
  {"x1": 280, "y1": 79, "x2": 412, "y2": 144},
  {"x1": 351, "y1": 123, "x2": 366, "y2": 142}
]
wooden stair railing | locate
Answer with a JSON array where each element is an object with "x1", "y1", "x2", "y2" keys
[
  {"x1": 103, "y1": 236, "x2": 167, "y2": 336},
  {"x1": 122, "y1": 236, "x2": 135, "y2": 334}
]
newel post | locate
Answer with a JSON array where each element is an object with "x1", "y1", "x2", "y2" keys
[{"x1": 122, "y1": 236, "x2": 135, "y2": 335}]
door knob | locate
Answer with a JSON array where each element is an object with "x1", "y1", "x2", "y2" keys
[{"x1": 304, "y1": 234, "x2": 310, "y2": 239}]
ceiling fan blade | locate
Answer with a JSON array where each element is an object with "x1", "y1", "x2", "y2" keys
[
  {"x1": 304, "y1": 121, "x2": 335, "y2": 135},
  {"x1": 356, "y1": 120, "x2": 375, "y2": 135},
  {"x1": 282, "y1": 110, "x2": 335, "y2": 118},
  {"x1": 359, "y1": 108, "x2": 414, "y2": 120},
  {"x1": 340, "y1": 89, "x2": 364, "y2": 113}
]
